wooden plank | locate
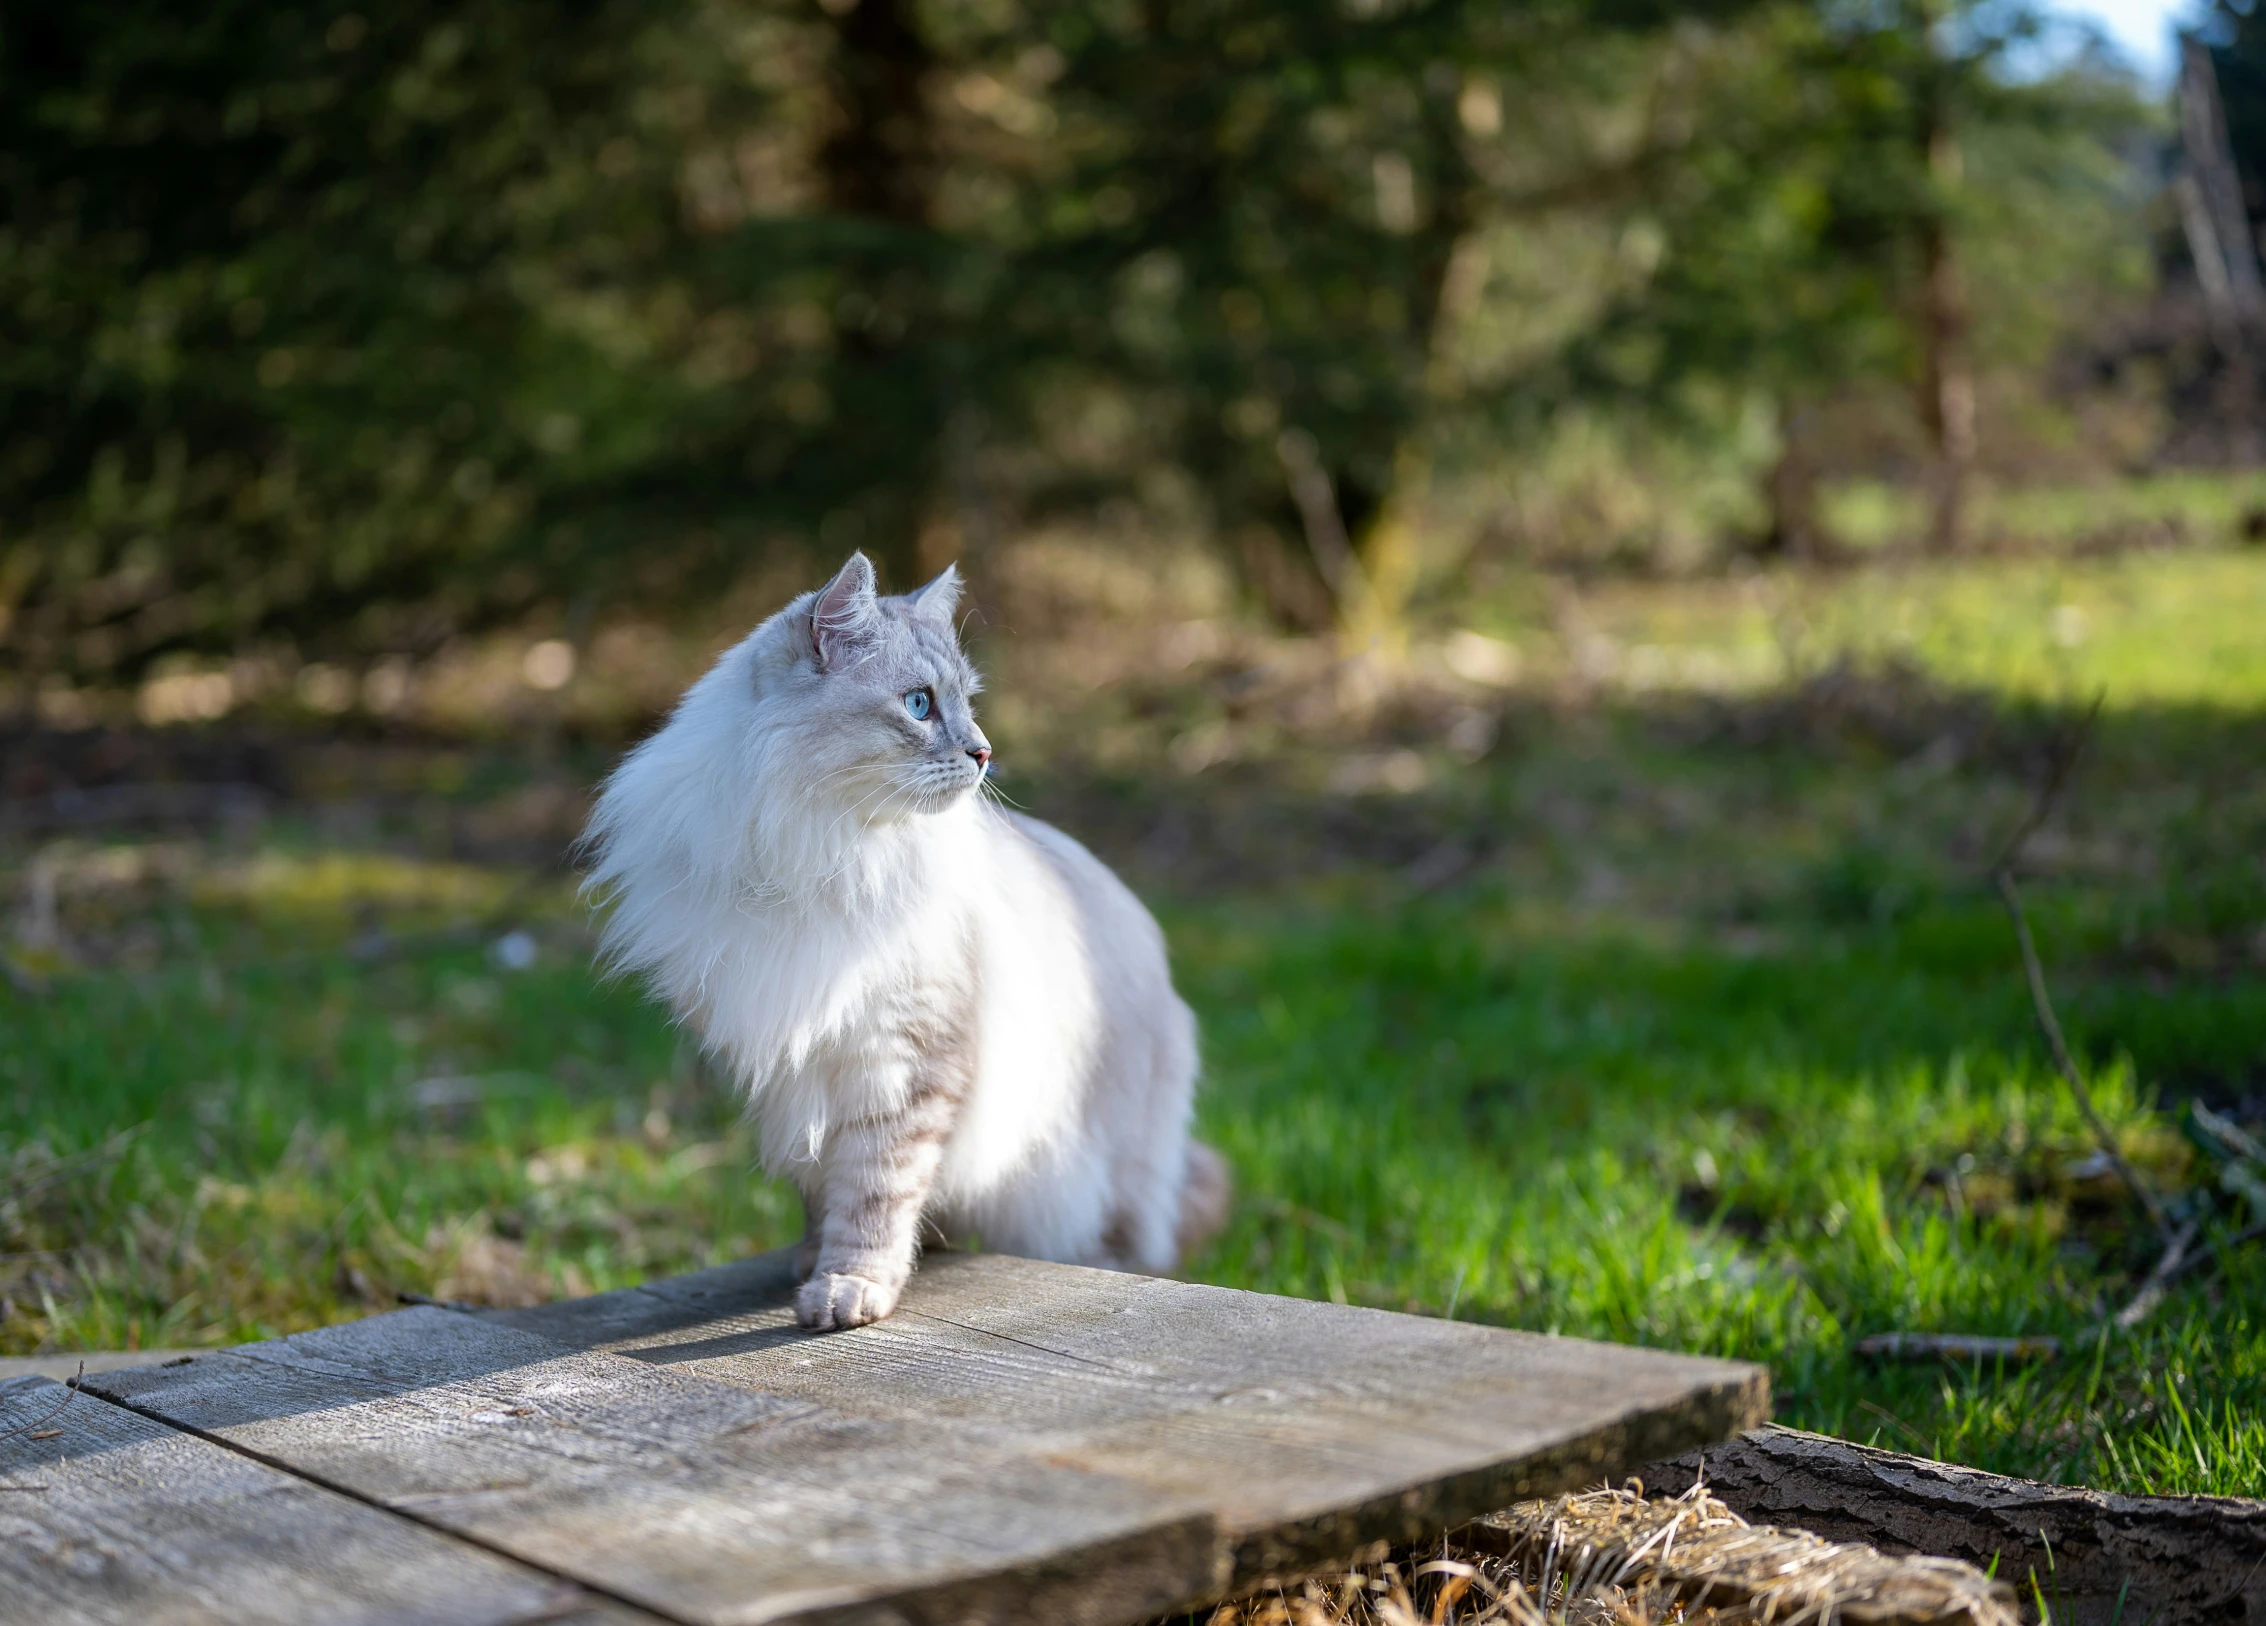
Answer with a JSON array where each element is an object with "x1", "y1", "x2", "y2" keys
[
  {"x1": 0, "y1": 1373, "x2": 661, "y2": 1626},
  {"x1": 88, "y1": 1306, "x2": 1222, "y2": 1626},
  {"x1": 501, "y1": 1250, "x2": 1769, "y2": 1591},
  {"x1": 92, "y1": 1251, "x2": 1766, "y2": 1624}
]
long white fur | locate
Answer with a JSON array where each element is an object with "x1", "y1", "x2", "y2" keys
[{"x1": 582, "y1": 554, "x2": 1216, "y2": 1318}]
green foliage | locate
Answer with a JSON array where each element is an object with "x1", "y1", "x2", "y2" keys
[
  {"x1": 0, "y1": 0, "x2": 2162, "y2": 679},
  {"x1": 1, "y1": 3, "x2": 753, "y2": 672},
  {"x1": 1545, "y1": 2, "x2": 2149, "y2": 433}
]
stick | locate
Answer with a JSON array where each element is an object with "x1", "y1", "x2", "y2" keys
[
  {"x1": 1988, "y1": 693, "x2": 2172, "y2": 1243},
  {"x1": 1996, "y1": 870, "x2": 2171, "y2": 1241},
  {"x1": 1988, "y1": 694, "x2": 2103, "y2": 877},
  {"x1": 2111, "y1": 1220, "x2": 2199, "y2": 1330},
  {"x1": 2159, "y1": 1216, "x2": 2266, "y2": 1291},
  {"x1": 0, "y1": 1363, "x2": 82, "y2": 1443}
]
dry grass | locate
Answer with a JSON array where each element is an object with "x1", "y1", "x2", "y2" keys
[{"x1": 1195, "y1": 1485, "x2": 2015, "y2": 1626}]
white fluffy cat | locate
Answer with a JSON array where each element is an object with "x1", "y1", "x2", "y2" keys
[{"x1": 582, "y1": 552, "x2": 1227, "y2": 1330}]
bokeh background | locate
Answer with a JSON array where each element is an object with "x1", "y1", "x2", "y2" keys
[{"x1": 6, "y1": 0, "x2": 2266, "y2": 1498}]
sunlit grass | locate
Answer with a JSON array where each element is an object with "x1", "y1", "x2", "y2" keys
[
  {"x1": 7, "y1": 785, "x2": 2262, "y2": 1495},
  {"x1": 5, "y1": 540, "x2": 2265, "y2": 1499},
  {"x1": 1822, "y1": 471, "x2": 2266, "y2": 555},
  {"x1": 1501, "y1": 546, "x2": 2266, "y2": 709}
]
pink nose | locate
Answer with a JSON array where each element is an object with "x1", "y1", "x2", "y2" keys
[{"x1": 969, "y1": 747, "x2": 991, "y2": 769}]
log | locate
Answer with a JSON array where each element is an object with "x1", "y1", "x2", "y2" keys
[{"x1": 1640, "y1": 1424, "x2": 2266, "y2": 1626}]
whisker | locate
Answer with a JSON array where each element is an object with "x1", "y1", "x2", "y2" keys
[{"x1": 978, "y1": 774, "x2": 1026, "y2": 811}]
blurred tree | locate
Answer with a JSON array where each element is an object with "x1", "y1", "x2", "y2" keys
[
  {"x1": 0, "y1": 0, "x2": 2157, "y2": 691},
  {"x1": 0, "y1": 1, "x2": 792, "y2": 679},
  {"x1": 1534, "y1": 0, "x2": 2147, "y2": 555},
  {"x1": 1004, "y1": 0, "x2": 1765, "y2": 645},
  {"x1": 2207, "y1": 0, "x2": 2266, "y2": 216}
]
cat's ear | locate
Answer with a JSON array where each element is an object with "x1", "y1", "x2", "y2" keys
[
  {"x1": 908, "y1": 563, "x2": 961, "y2": 628},
  {"x1": 810, "y1": 551, "x2": 881, "y2": 671}
]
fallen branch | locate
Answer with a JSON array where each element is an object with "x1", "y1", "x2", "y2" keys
[
  {"x1": 1641, "y1": 1424, "x2": 2266, "y2": 1626},
  {"x1": 1854, "y1": 1333, "x2": 2060, "y2": 1365},
  {"x1": 1462, "y1": 1480, "x2": 2016, "y2": 1626}
]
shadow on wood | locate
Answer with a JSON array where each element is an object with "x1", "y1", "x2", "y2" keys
[{"x1": 40, "y1": 1250, "x2": 1764, "y2": 1626}]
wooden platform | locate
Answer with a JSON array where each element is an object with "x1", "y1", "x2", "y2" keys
[{"x1": 3, "y1": 1249, "x2": 1767, "y2": 1626}]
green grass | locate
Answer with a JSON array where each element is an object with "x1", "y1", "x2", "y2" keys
[
  {"x1": 6, "y1": 543, "x2": 2266, "y2": 1501},
  {"x1": 1821, "y1": 472, "x2": 2266, "y2": 559}
]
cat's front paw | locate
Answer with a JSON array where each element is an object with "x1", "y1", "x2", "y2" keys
[{"x1": 795, "y1": 1270, "x2": 899, "y2": 1331}]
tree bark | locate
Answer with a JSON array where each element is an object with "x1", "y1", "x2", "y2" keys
[
  {"x1": 1337, "y1": 101, "x2": 1487, "y2": 655},
  {"x1": 1640, "y1": 1425, "x2": 2266, "y2": 1626},
  {"x1": 816, "y1": 0, "x2": 940, "y2": 590},
  {"x1": 816, "y1": 0, "x2": 934, "y2": 228},
  {"x1": 1916, "y1": 123, "x2": 1975, "y2": 554},
  {"x1": 1761, "y1": 400, "x2": 1833, "y2": 560}
]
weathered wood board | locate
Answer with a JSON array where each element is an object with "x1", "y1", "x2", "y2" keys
[
  {"x1": 69, "y1": 1248, "x2": 1764, "y2": 1626},
  {"x1": 0, "y1": 1372, "x2": 661, "y2": 1626},
  {"x1": 493, "y1": 1251, "x2": 1767, "y2": 1588}
]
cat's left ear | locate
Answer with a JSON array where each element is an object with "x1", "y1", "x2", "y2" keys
[
  {"x1": 811, "y1": 551, "x2": 882, "y2": 671},
  {"x1": 908, "y1": 563, "x2": 961, "y2": 628}
]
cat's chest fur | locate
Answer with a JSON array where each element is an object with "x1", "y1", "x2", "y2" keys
[{"x1": 705, "y1": 810, "x2": 1091, "y2": 1191}]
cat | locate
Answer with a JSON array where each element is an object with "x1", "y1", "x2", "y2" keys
[{"x1": 581, "y1": 552, "x2": 1228, "y2": 1330}]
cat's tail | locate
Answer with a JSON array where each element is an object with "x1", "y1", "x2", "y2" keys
[{"x1": 1175, "y1": 1141, "x2": 1232, "y2": 1261}]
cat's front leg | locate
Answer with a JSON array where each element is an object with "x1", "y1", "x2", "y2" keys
[
  {"x1": 795, "y1": 1073, "x2": 960, "y2": 1331},
  {"x1": 792, "y1": 1186, "x2": 823, "y2": 1281}
]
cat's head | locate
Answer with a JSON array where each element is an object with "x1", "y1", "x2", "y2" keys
[{"x1": 758, "y1": 552, "x2": 990, "y2": 821}]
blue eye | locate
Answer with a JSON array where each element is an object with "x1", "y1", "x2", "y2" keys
[{"x1": 903, "y1": 689, "x2": 932, "y2": 721}]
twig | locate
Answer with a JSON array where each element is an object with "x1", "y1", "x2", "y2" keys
[
  {"x1": 1989, "y1": 694, "x2": 2104, "y2": 875},
  {"x1": 1989, "y1": 694, "x2": 2171, "y2": 1243},
  {"x1": 1997, "y1": 871, "x2": 2171, "y2": 1241},
  {"x1": 0, "y1": 1363, "x2": 83, "y2": 1443},
  {"x1": 2157, "y1": 1216, "x2": 2266, "y2": 1292},
  {"x1": 2110, "y1": 1220, "x2": 2200, "y2": 1331}
]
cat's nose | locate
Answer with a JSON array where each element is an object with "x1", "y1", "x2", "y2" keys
[{"x1": 968, "y1": 746, "x2": 992, "y2": 770}]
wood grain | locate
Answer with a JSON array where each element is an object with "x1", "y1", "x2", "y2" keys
[
  {"x1": 90, "y1": 1305, "x2": 1221, "y2": 1626},
  {"x1": 0, "y1": 1374, "x2": 659, "y2": 1626},
  {"x1": 89, "y1": 1250, "x2": 1765, "y2": 1624},
  {"x1": 501, "y1": 1249, "x2": 1769, "y2": 1593}
]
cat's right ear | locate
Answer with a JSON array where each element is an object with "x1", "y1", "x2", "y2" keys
[{"x1": 809, "y1": 552, "x2": 880, "y2": 672}]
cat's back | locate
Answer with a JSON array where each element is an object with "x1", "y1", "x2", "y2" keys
[{"x1": 984, "y1": 808, "x2": 1173, "y2": 991}]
